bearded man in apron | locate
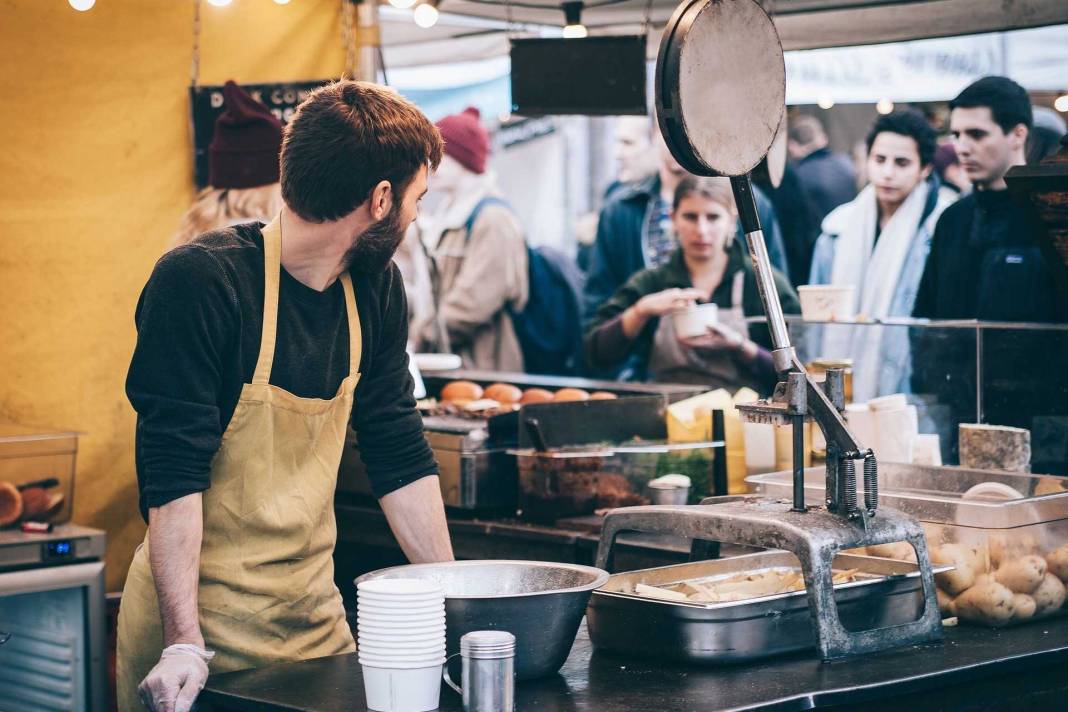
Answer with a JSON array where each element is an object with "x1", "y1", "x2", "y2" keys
[{"x1": 119, "y1": 81, "x2": 455, "y2": 712}]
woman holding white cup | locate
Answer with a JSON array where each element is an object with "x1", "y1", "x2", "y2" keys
[{"x1": 585, "y1": 177, "x2": 799, "y2": 393}]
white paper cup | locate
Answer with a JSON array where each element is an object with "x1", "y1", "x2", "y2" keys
[
  {"x1": 359, "y1": 619, "x2": 444, "y2": 629},
  {"x1": 362, "y1": 663, "x2": 443, "y2": 712},
  {"x1": 671, "y1": 303, "x2": 719, "y2": 338},
  {"x1": 356, "y1": 619, "x2": 444, "y2": 631},
  {"x1": 359, "y1": 630, "x2": 445, "y2": 643},
  {"x1": 356, "y1": 602, "x2": 444, "y2": 614},
  {"x1": 359, "y1": 646, "x2": 445, "y2": 659},
  {"x1": 356, "y1": 640, "x2": 444, "y2": 653},
  {"x1": 358, "y1": 590, "x2": 443, "y2": 601},
  {"x1": 358, "y1": 578, "x2": 443, "y2": 596},
  {"x1": 798, "y1": 285, "x2": 855, "y2": 321},
  {"x1": 359, "y1": 652, "x2": 447, "y2": 667},
  {"x1": 358, "y1": 611, "x2": 445, "y2": 623},
  {"x1": 358, "y1": 644, "x2": 445, "y2": 657}
]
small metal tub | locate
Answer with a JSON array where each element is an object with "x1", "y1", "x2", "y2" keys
[{"x1": 587, "y1": 551, "x2": 948, "y2": 664}]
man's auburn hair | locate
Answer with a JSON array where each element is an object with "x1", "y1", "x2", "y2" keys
[{"x1": 280, "y1": 81, "x2": 444, "y2": 223}]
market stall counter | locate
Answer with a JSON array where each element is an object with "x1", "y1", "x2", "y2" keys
[{"x1": 200, "y1": 620, "x2": 1068, "y2": 711}]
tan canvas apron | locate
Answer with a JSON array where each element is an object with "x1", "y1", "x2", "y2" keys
[
  {"x1": 649, "y1": 270, "x2": 759, "y2": 390},
  {"x1": 116, "y1": 218, "x2": 360, "y2": 710}
]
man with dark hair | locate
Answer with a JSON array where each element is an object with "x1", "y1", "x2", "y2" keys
[
  {"x1": 118, "y1": 81, "x2": 454, "y2": 712},
  {"x1": 809, "y1": 109, "x2": 955, "y2": 400},
  {"x1": 913, "y1": 75, "x2": 1060, "y2": 321},
  {"x1": 787, "y1": 114, "x2": 857, "y2": 221},
  {"x1": 912, "y1": 76, "x2": 1067, "y2": 465}
]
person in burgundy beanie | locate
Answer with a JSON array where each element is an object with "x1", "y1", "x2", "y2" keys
[
  {"x1": 209, "y1": 80, "x2": 284, "y2": 189},
  {"x1": 435, "y1": 106, "x2": 490, "y2": 174},
  {"x1": 414, "y1": 106, "x2": 529, "y2": 371},
  {"x1": 170, "y1": 80, "x2": 284, "y2": 249}
]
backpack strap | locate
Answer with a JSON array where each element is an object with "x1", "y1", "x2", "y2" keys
[{"x1": 463, "y1": 196, "x2": 513, "y2": 240}]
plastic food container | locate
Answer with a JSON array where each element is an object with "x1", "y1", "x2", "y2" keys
[
  {"x1": 0, "y1": 423, "x2": 79, "y2": 525},
  {"x1": 513, "y1": 441, "x2": 718, "y2": 522},
  {"x1": 748, "y1": 463, "x2": 1068, "y2": 628},
  {"x1": 797, "y1": 285, "x2": 855, "y2": 321}
]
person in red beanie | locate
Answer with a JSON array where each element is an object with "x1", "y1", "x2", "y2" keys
[
  {"x1": 170, "y1": 80, "x2": 285, "y2": 248},
  {"x1": 415, "y1": 106, "x2": 529, "y2": 371}
]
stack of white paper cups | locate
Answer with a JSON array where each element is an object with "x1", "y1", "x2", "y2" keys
[{"x1": 357, "y1": 578, "x2": 446, "y2": 712}]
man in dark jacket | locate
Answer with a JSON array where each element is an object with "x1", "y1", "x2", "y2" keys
[
  {"x1": 788, "y1": 114, "x2": 857, "y2": 222},
  {"x1": 913, "y1": 76, "x2": 1063, "y2": 323},
  {"x1": 911, "y1": 76, "x2": 1068, "y2": 468},
  {"x1": 583, "y1": 133, "x2": 788, "y2": 329}
]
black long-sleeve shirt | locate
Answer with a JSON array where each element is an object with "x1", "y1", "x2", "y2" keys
[{"x1": 126, "y1": 223, "x2": 437, "y2": 520}]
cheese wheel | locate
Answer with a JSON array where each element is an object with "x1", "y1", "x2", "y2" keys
[
  {"x1": 589, "y1": 391, "x2": 618, "y2": 400},
  {"x1": 553, "y1": 388, "x2": 590, "y2": 402}
]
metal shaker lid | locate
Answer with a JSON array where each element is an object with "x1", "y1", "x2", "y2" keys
[{"x1": 461, "y1": 630, "x2": 516, "y2": 659}]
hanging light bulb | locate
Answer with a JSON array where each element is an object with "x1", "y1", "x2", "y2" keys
[
  {"x1": 68, "y1": 0, "x2": 95, "y2": 10},
  {"x1": 876, "y1": 98, "x2": 894, "y2": 115},
  {"x1": 413, "y1": 0, "x2": 439, "y2": 28},
  {"x1": 817, "y1": 96, "x2": 835, "y2": 110},
  {"x1": 562, "y1": 1, "x2": 587, "y2": 38},
  {"x1": 1055, "y1": 94, "x2": 1068, "y2": 113},
  {"x1": 274, "y1": 0, "x2": 292, "y2": 4},
  {"x1": 389, "y1": 0, "x2": 417, "y2": 8},
  {"x1": 206, "y1": 0, "x2": 233, "y2": 7}
]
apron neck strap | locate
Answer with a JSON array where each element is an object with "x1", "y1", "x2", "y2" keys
[
  {"x1": 255, "y1": 216, "x2": 363, "y2": 385},
  {"x1": 253, "y1": 217, "x2": 283, "y2": 385},
  {"x1": 339, "y1": 272, "x2": 362, "y2": 375},
  {"x1": 730, "y1": 270, "x2": 745, "y2": 308}
]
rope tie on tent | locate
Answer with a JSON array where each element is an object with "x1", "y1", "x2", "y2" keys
[
  {"x1": 190, "y1": 0, "x2": 202, "y2": 88},
  {"x1": 340, "y1": 0, "x2": 359, "y2": 80}
]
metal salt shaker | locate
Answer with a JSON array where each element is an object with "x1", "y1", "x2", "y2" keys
[{"x1": 448, "y1": 630, "x2": 515, "y2": 712}]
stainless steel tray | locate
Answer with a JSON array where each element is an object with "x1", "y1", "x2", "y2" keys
[{"x1": 587, "y1": 551, "x2": 950, "y2": 664}]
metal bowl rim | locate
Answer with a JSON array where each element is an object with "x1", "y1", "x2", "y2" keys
[{"x1": 356, "y1": 559, "x2": 610, "y2": 599}]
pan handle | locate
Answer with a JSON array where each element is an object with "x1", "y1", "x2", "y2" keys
[{"x1": 730, "y1": 174, "x2": 794, "y2": 366}]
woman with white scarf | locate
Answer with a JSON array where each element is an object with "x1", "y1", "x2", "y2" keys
[{"x1": 809, "y1": 109, "x2": 957, "y2": 402}]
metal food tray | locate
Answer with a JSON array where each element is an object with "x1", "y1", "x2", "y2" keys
[{"x1": 587, "y1": 551, "x2": 950, "y2": 664}]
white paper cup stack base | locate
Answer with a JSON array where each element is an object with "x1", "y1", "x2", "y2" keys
[{"x1": 357, "y1": 577, "x2": 446, "y2": 712}]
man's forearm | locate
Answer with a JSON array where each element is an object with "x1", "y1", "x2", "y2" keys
[
  {"x1": 379, "y1": 475, "x2": 454, "y2": 564},
  {"x1": 148, "y1": 493, "x2": 205, "y2": 648}
]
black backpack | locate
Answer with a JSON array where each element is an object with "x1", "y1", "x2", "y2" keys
[{"x1": 464, "y1": 198, "x2": 585, "y2": 375}]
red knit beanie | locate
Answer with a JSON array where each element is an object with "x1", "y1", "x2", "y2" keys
[
  {"x1": 208, "y1": 80, "x2": 284, "y2": 189},
  {"x1": 435, "y1": 107, "x2": 490, "y2": 174}
]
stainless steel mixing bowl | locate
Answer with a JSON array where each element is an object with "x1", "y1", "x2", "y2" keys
[{"x1": 355, "y1": 560, "x2": 608, "y2": 680}]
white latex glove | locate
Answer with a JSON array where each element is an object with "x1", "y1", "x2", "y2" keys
[{"x1": 138, "y1": 643, "x2": 216, "y2": 712}]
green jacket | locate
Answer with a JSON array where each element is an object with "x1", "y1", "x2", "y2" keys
[{"x1": 584, "y1": 242, "x2": 800, "y2": 379}]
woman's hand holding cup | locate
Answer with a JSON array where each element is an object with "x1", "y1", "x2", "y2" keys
[{"x1": 636, "y1": 288, "x2": 706, "y2": 318}]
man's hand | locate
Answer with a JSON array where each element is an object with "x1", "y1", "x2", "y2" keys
[{"x1": 138, "y1": 643, "x2": 215, "y2": 712}]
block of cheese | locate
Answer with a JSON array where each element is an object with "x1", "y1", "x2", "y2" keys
[
  {"x1": 666, "y1": 389, "x2": 732, "y2": 443},
  {"x1": 959, "y1": 423, "x2": 1031, "y2": 472},
  {"x1": 666, "y1": 389, "x2": 758, "y2": 494}
]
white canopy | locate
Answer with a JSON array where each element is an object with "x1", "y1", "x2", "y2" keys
[
  {"x1": 381, "y1": 0, "x2": 1068, "y2": 69},
  {"x1": 385, "y1": 23, "x2": 1068, "y2": 107}
]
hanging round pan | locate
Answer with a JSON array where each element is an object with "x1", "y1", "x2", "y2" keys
[
  {"x1": 752, "y1": 113, "x2": 788, "y2": 188},
  {"x1": 655, "y1": 0, "x2": 786, "y2": 178}
]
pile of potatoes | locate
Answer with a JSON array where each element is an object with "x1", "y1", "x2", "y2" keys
[{"x1": 865, "y1": 529, "x2": 1068, "y2": 627}]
